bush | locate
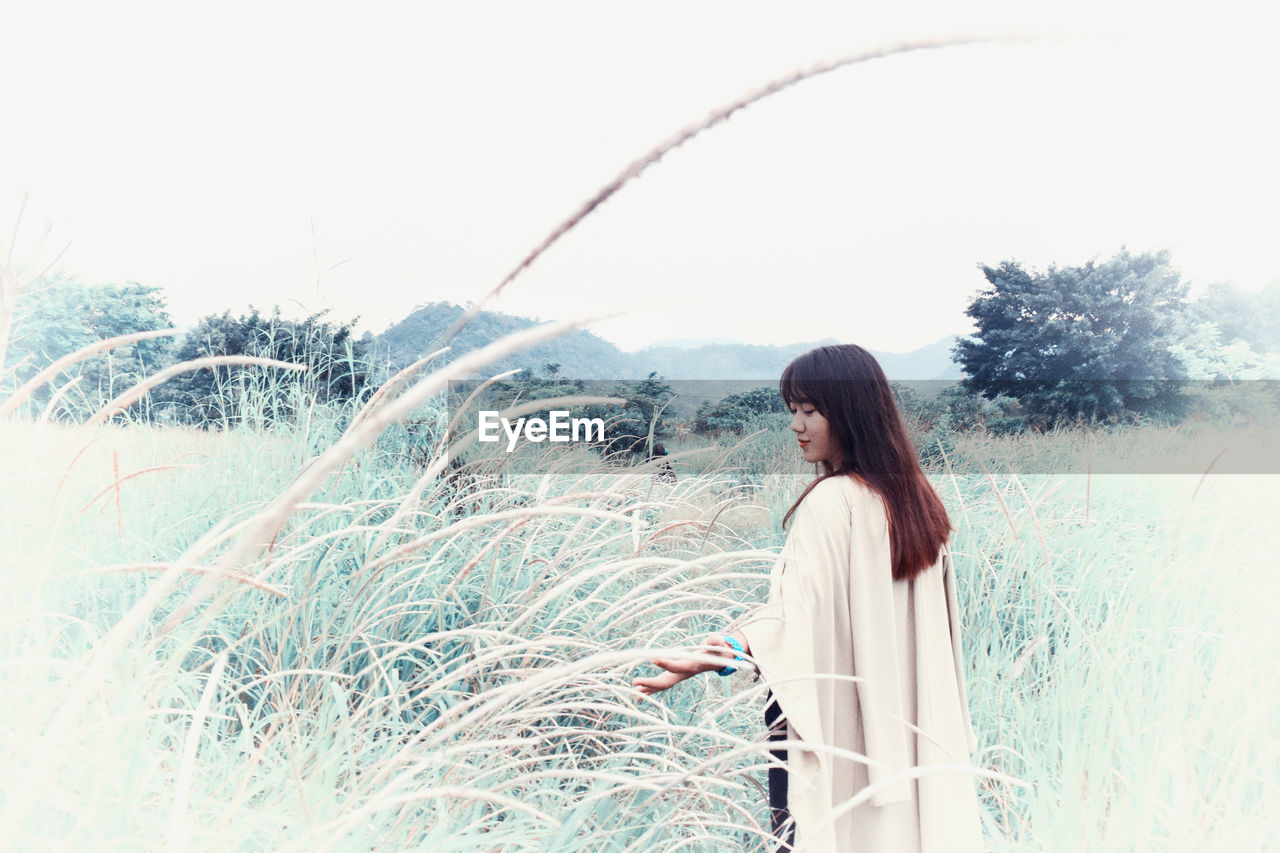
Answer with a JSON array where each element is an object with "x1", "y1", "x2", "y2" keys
[
  {"x1": 155, "y1": 306, "x2": 373, "y2": 427},
  {"x1": 693, "y1": 386, "x2": 788, "y2": 436}
]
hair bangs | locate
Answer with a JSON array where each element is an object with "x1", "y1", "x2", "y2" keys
[{"x1": 779, "y1": 353, "x2": 825, "y2": 411}]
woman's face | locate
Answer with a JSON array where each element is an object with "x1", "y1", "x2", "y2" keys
[{"x1": 788, "y1": 399, "x2": 840, "y2": 468}]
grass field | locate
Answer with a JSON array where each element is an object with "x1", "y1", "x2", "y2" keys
[
  {"x1": 2, "y1": 404, "x2": 1277, "y2": 851},
  {"x1": 5, "y1": 29, "x2": 1279, "y2": 847}
]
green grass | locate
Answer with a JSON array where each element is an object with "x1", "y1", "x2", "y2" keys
[{"x1": 2, "y1": 407, "x2": 1277, "y2": 851}]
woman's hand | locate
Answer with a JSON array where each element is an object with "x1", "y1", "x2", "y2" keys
[{"x1": 632, "y1": 634, "x2": 739, "y2": 696}]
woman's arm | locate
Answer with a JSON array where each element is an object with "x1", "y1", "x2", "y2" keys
[{"x1": 632, "y1": 631, "x2": 751, "y2": 695}]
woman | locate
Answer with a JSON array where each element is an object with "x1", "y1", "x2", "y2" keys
[{"x1": 634, "y1": 344, "x2": 985, "y2": 852}]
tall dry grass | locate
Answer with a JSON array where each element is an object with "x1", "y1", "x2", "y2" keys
[
  {"x1": 4, "y1": 35, "x2": 1278, "y2": 850},
  {"x1": 4, "y1": 404, "x2": 1276, "y2": 850}
]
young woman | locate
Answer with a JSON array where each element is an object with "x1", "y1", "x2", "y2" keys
[{"x1": 634, "y1": 344, "x2": 985, "y2": 852}]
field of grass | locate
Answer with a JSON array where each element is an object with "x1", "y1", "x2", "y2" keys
[
  {"x1": 2, "y1": 399, "x2": 1277, "y2": 851},
  {"x1": 6, "y1": 32, "x2": 1279, "y2": 848}
]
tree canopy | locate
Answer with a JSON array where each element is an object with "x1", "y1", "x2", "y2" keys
[
  {"x1": 600, "y1": 372, "x2": 677, "y2": 458},
  {"x1": 157, "y1": 307, "x2": 371, "y2": 426},
  {"x1": 693, "y1": 386, "x2": 787, "y2": 435},
  {"x1": 953, "y1": 249, "x2": 1190, "y2": 425},
  {"x1": 1190, "y1": 280, "x2": 1280, "y2": 353},
  {"x1": 3, "y1": 275, "x2": 172, "y2": 415}
]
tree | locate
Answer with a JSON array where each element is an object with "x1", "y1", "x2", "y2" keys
[
  {"x1": 693, "y1": 386, "x2": 787, "y2": 435},
  {"x1": 1168, "y1": 321, "x2": 1280, "y2": 382},
  {"x1": 571, "y1": 372, "x2": 677, "y2": 459},
  {"x1": 158, "y1": 306, "x2": 371, "y2": 426},
  {"x1": 953, "y1": 249, "x2": 1190, "y2": 425},
  {"x1": 617, "y1": 372, "x2": 677, "y2": 457},
  {"x1": 4, "y1": 274, "x2": 172, "y2": 416},
  {"x1": 1190, "y1": 281, "x2": 1280, "y2": 353}
]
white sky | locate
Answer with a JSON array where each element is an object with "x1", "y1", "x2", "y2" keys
[{"x1": 3, "y1": 2, "x2": 1277, "y2": 353}]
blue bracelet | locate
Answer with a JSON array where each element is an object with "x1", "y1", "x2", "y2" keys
[{"x1": 716, "y1": 634, "x2": 745, "y2": 676}]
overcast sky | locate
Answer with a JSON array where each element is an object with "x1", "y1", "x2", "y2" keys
[{"x1": 3, "y1": 2, "x2": 1276, "y2": 353}]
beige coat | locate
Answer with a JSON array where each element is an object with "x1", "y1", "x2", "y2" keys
[{"x1": 740, "y1": 475, "x2": 985, "y2": 852}]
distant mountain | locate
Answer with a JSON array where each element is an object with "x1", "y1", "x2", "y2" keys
[
  {"x1": 632, "y1": 336, "x2": 963, "y2": 380},
  {"x1": 373, "y1": 302, "x2": 963, "y2": 381},
  {"x1": 870, "y1": 336, "x2": 965, "y2": 380},
  {"x1": 631, "y1": 339, "x2": 840, "y2": 379},
  {"x1": 373, "y1": 302, "x2": 629, "y2": 379}
]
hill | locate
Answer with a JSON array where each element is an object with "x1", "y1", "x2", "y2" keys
[
  {"x1": 373, "y1": 302, "x2": 630, "y2": 379},
  {"x1": 374, "y1": 303, "x2": 962, "y2": 380}
]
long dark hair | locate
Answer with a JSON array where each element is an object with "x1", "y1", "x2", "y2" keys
[{"x1": 780, "y1": 344, "x2": 950, "y2": 581}]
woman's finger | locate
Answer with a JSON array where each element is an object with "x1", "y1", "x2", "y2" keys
[
  {"x1": 633, "y1": 670, "x2": 686, "y2": 694},
  {"x1": 654, "y1": 657, "x2": 710, "y2": 675}
]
